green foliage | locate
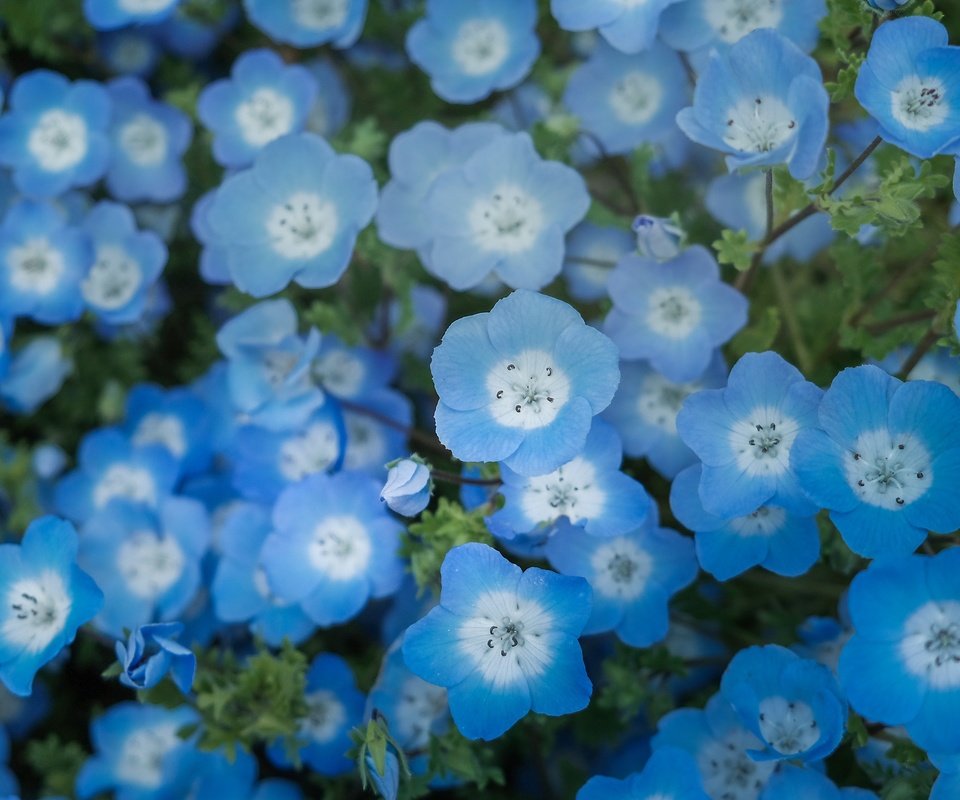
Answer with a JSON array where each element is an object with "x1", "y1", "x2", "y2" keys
[
  {"x1": 714, "y1": 229, "x2": 759, "y2": 271},
  {"x1": 334, "y1": 117, "x2": 390, "y2": 165},
  {"x1": 427, "y1": 726, "x2": 505, "y2": 791},
  {"x1": 352, "y1": 715, "x2": 411, "y2": 795},
  {"x1": 24, "y1": 734, "x2": 89, "y2": 798},
  {"x1": 596, "y1": 644, "x2": 687, "y2": 726},
  {"x1": 730, "y1": 306, "x2": 782, "y2": 358},
  {"x1": 0, "y1": 0, "x2": 92, "y2": 63}
]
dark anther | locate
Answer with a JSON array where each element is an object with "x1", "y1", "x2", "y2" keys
[
  {"x1": 770, "y1": 423, "x2": 776, "y2": 431},
  {"x1": 489, "y1": 626, "x2": 497, "y2": 635},
  {"x1": 514, "y1": 405, "x2": 522, "y2": 413},
  {"x1": 749, "y1": 439, "x2": 756, "y2": 446},
  {"x1": 727, "y1": 119, "x2": 734, "y2": 126},
  {"x1": 857, "y1": 480, "x2": 865, "y2": 487},
  {"x1": 898, "y1": 444, "x2": 905, "y2": 450},
  {"x1": 547, "y1": 397, "x2": 554, "y2": 403},
  {"x1": 507, "y1": 364, "x2": 516, "y2": 371},
  {"x1": 487, "y1": 640, "x2": 494, "y2": 648},
  {"x1": 756, "y1": 424, "x2": 764, "y2": 431},
  {"x1": 496, "y1": 390, "x2": 503, "y2": 399},
  {"x1": 545, "y1": 367, "x2": 552, "y2": 376},
  {"x1": 917, "y1": 472, "x2": 925, "y2": 479},
  {"x1": 788, "y1": 120, "x2": 796, "y2": 129},
  {"x1": 896, "y1": 497, "x2": 905, "y2": 505},
  {"x1": 854, "y1": 453, "x2": 862, "y2": 460}
]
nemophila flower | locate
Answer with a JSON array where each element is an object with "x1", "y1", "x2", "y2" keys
[
  {"x1": 422, "y1": 133, "x2": 589, "y2": 290},
  {"x1": 551, "y1": 0, "x2": 682, "y2": 54},
  {"x1": 653, "y1": 692, "x2": 777, "y2": 800},
  {"x1": 676, "y1": 29, "x2": 829, "y2": 180},
  {"x1": 660, "y1": 0, "x2": 826, "y2": 55},
  {"x1": 932, "y1": 754, "x2": 960, "y2": 800},
  {"x1": 578, "y1": 748, "x2": 710, "y2": 800},
  {"x1": 376, "y1": 120, "x2": 505, "y2": 255},
  {"x1": 254, "y1": 780, "x2": 305, "y2": 800},
  {"x1": 677, "y1": 351, "x2": 822, "y2": 518},
  {"x1": 432, "y1": 290, "x2": 620, "y2": 477},
  {"x1": 242, "y1": 0, "x2": 367, "y2": 49},
  {"x1": 211, "y1": 501, "x2": 315, "y2": 646},
  {"x1": 79, "y1": 201, "x2": 166, "y2": 324},
  {"x1": 206, "y1": 132, "x2": 377, "y2": 296},
  {"x1": 75, "y1": 702, "x2": 199, "y2": 799},
  {"x1": 384, "y1": 283, "x2": 447, "y2": 360},
  {"x1": 720, "y1": 645, "x2": 847, "y2": 763},
  {"x1": 105, "y1": 77, "x2": 191, "y2": 203},
  {"x1": 544, "y1": 507, "x2": 697, "y2": 647},
  {"x1": 488, "y1": 421, "x2": 651, "y2": 541},
  {"x1": 877, "y1": 346, "x2": 960, "y2": 397},
  {"x1": 78, "y1": 497, "x2": 209, "y2": 637},
  {"x1": 198, "y1": 49, "x2": 318, "y2": 169},
  {"x1": 602, "y1": 246, "x2": 748, "y2": 383},
  {"x1": 492, "y1": 82, "x2": 552, "y2": 132},
  {"x1": 603, "y1": 354, "x2": 727, "y2": 480},
  {"x1": 562, "y1": 221, "x2": 635, "y2": 303},
  {"x1": 403, "y1": 543, "x2": 592, "y2": 741},
  {"x1": 633, "y1": 215, "x2": 683, "y2": 260},
  {"x1": 55, "y1": 428, "x2": 178, "y2": 523},
  {"x1": 304, "y1": 58, "x2": 351, "y2": 139},
  {"x1": 268, "y1": 654, "x2": 364, "y2": 775},
  {"x1": 0, "y1": 199, "x2": 91, "y2": 325},
  {"x1": 794, "y1": 615, "x2": 852, "y2": 675},
  {"x1": 215, "y1": 299, "x2": 324, "y2": 430},
  {"x1": 671, "y1": 464, "x2": 820, "y2": 581},
  {"x1": 97, "y1": 29, "x2": 162, "y2": 79},
  {"x1": 791, "y1": 365, "x2": 960, "y2": 558},
  {"x1": 759, "y1": 765, "x2": 877, "y2": 800},
  {"x1": 341, "y1": 389, "x2": 413, "y2": 475},
  {"x1": 312, "y1": 335, "x2": 397, "y2": 400},
  {"x1": 83, "y1": 0, "x2": 181, "y2": 30},
  {"x1": 155, "y1": 0, "x2": 241, "y2": 60},
  {"x1": 0, "y1": 70, "x2": 111, "y2": 197},
  {"x1": 115, "y1": 621, "x2": 195, "y2": 694},
  {"x1": 229, "y1": 401, "x2": 346, "y2": 504},
  {"x1": 192, "y1": 190, "x2": 230, "y2": 286},
  {"x1": 406, "y1": 0, "x2": 540, "y2": 104},
  {"x1": 0, "y1": 337, "x2": 72, "y2": 414},
  {"x1": 564, "y1": 41, "x2": 688, "y2": 156},
  {"x1": 0, "y1": 517, "x2": 102, "y2": 696},
  {"x1": 381, "y1": 458, "x2": 432, "y2": 517},
  {"x1": 856, "y1": 18, "x2": 960, "y2": 160},
  {"x1": 261, "y1": 471, "x2": 404, "y2": 626}
]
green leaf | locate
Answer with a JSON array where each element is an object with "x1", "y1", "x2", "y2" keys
[
  {"x1": 730, "y1": 307, "x2": 782, "y2": 358},
  {"x1": 713, "y1": 229, "x2": 759, "y2": 272}
]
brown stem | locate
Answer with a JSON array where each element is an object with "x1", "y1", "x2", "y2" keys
[
  {"x1": 863, "y1": 308, "x2": 936, "y2": 336},
  {"x1": 896, "y1": 326, "x2": 941, "y2": 380},
  {"x1": 337, "y1": 398, "x2": 449, "y2": 457},
  {"x1": 431, "y1": 468, "x2": 501, "y2": 488}
]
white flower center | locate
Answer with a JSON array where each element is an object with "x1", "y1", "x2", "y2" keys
[
  {"x1": 844, "y1": 429, "x2": 931, "y2": 510},
  {"x1": 469, "y1": 185, "x2": 545, "y2": 254},
  {"x1": 292, "y1": 0, "x2": 348, "y2": 30},
  {"x1": 892, "y1": 75, "x2": 948, "y2": 133},
  {"x1": 724, "y1": 96, "x2": 797, "y2": 154},
  {"x1": 119, "y1": 113, "x2": 168, "y2": 166},
  {"x1": 728, "y1": 505, "x2": 787, "y2": 537},
  {"x1": 589, "y1": 539, "x2": 652, "y2": 601},
  {"x1": 451, "y1": 18, "x2": 510, "y2": 76},
  {"x1": 636, "y1": 373, "x2": 699, "y2": 434},
  {"x1": 758, "y1": 696, "x2": 819, "y2": 755},
  {"x1": 81, "y1": 244, "x2": 142, "y2": 311},
  {"x1": 119, "y1": 0, "x2": 177, "y2": 12},
  {"x1": 300, "y1": 690, "x2": 346, "y2": 742},
  {"x1": 396, "y1": 676, "x2": 447, "y2": 749},
  {"x1": 705, "y1": 0, "x2": 784, "y2": 44},
  {"x1": 698, "y1": 726, "x2": 775, "y2": 800},
  {"x1": 7, "y1": 238, "x2": 65, "y2": 295},
  {"x1": 116, "y1": 530, "x2": 186, "y2": 599},
  {"x1": 519, "y1": 457, "x2": 606, "y2": 525},
  {"x1": 646, "y1": 286, "x2": 703, "y2": 339},
  {"x1": 116, "y1": 724, "x2": 180, "y2": 789},
  {"x1": 278, "y1": 421, "x2": 340, "y2": 481},
  {"x1": 729, "y1": 406, "x2": 800, "y2": 478},
  {"x1": 27, "y1": 109, "x2": 88, "y2": 172},
  {"x1": 2, "y1": 572, "x2": 71, "y2": 654},
  {"x1": 259, "y1": 348, "x2": 301, "y2": 387},
  {"x1": 609, "y1": 72, "x2": 663, "y2": 126},
  {"x1": 313, "y1": 350, "x2": 365, "y2": 397},
  {"x1": 93, "y1": 464, "x2": 158, "y2": 509},
  {"x1": 266, "y1": 191, "x2": 338, "y2": 260},
  {"x1": 308, "y1": 515, "x2": 371, "y2": 580},
  {"x1": 132, "y1": 413, "x2": 187, "y2": 458},
  {"x1": 485, "y1": 350, "x2": 570, "y2": 430},
  {"x1": 900, "y1": 601, "x2": 960, "y2": 689},
  {"x1": 234, "y1": 88, "x2": 295, "y2": 148}
]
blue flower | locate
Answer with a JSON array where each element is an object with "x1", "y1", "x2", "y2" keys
[
  {"x1": 577, "y1": 748, "x2": 709, "y2": 800},
  {"x1": 383, "y1": 284, "x2": 447, "y2": 360},
  {"x1": 312, "y1": 334, "x2": 398, "y2": 400},
  {"x1": 933, "y1": 754, "x2": 960, "y2": 800},
  {"x1": 0, "y1": 70, "x2": 111, "y2": 197},
  {"x1": 0, "y1": 200, "x2": 91, "y2": 325},
  {"x1": 671, "y1": 464, "x2": 820, "y2": 581},
  {"x1": 492, "y1": 82, "x2": 552, "y2": 132},
  {"x1": 866, "y1": 0, "x2": 910, "y2": 7},
  {"x1": 877, "y1": 346, "x2": 960, "y2": 397},
  {"x1": 205, "y1": 133, "x2": 377, "y2": 296},
  {"x1": 97, "y1": 29, "x2": 161, "y2": 79},
  {"x1": 660, "y1": 0, "x2": 826, "y2": 55},
  {"x1": 839, "y1": 549, "x2": 960, "y2": 754},
  {"x1": 791, "y1": 365, "x2": 960, "y2": 558},
  {"x1": 267, "y1": 654, "x2": 364, "y2": 775},
  {"x1": 242, "y1": 0, "x2": 367, "y2": 49},
  {"x1": 653, "y1": 692, "x2": 777, "y2": 799},
  {"x1": 381, "y1": 459, "x2": 432, "y2": 517},
  {"x1": 406, "y1": 0, "x2": 540, "y2": 104},
  {"x1": 403, "y1": 543, "x2": 592, "y2": 741},
  {"x1": 677, "y1": 351, "x2": 823, "y2": 518},
  {"x1": 603, "y1": 354, "x2": 727, "y2": 480},
  {"x1": 304, "y1": 58, "x2": 351, "y2": 139},
  {"x1": 261, "y1": 471, "x2": 404, "y2": 626},
  {"x1": 603, "y1": 246, "x2": 748, "y2": 383},
  {"x1": 115, "y1": 621, "x2": 196, "y2": 694},
  {"x1": 551, "y1": 0, "x2": 682, "y2": 54},
  {"x1": 720, "y1": 645, "x2": 847, "y2": 763},
  {"x1": 84, "y1": 0, "x2": 181, "y2": 29},
  {"x1": 855, "y1": 17, "x2": 960, "y2": 160},
  {"x1": 563, "y1": 41, "x2": 688, "y2": 156},
  {"x1": 759, "y1": 764, "x2": 878, "y2": 800},
  {"x1": 422, "y1": 132, "x2": 589, "y2": 290},
  {"x1": 211, "y1": 501, "x2": 316, "y2": 647},
  {"x1": 0, "y1": 337, "x2": 72, "y2": 414},
  {"x1": 488, "y1": 421, "x2": 651, "y2": 540},
  {"x1": 105, "y1": 77, "x2": 192, "y2": 203},
  {"x1": 544, "y1": 506, "x2": 697, "y2": 647},
  {"x1": 155, "y1": 1, "x2": 241, "y2": 60},
  {"x1": 79, "y1": 201, "x2": 167, "y2": 325},
  {"x1": 794, "y1": 615, "x2": 852, "y2": 674},
  {"x1": 676, "y1": 29, "x2": 829, "y2": 179},
  {"x1": 341, "y1": 388, "x2": 413, "y2": 475},
  {"x1": 432, "y1": 290, "x2": 620, "y2": 477},
  {"x1": 562, "y1": 222, "x2": 635, "y2": 303},
  {"x1": 0, "y1": 517, "x2": 102, "y2": 696},
  {"x1": 198, "y1": 49, "x2": 318, "y2": 169}
]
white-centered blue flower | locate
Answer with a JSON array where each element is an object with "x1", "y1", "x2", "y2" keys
[
  {"x1": 242, "y1": 0, "x2": 368, "y2": 49},
  {"x1": 551, "y1": 0, "x2": 684, "y2": 54},
  {"x1": 562, "y1": 221, "x2": 635, "y2": 303},
  {"x1": 84, "y1": 0, "x2": 182, "y2": 30}
]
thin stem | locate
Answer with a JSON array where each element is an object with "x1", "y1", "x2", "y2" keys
[
  {"x1": 863, "y1": 308, "x2": 937, "y2": 336},
  {"x1": 580, "y1": 129, "x2": 642, "y2": 216},
  {"x1": 337, "y1": 398, "x2": 449, "y2": 457},
  {"x1": 897, "y1": 325, "x2": 941, "y2": 380},
  {"x1": 565, "y1": 255, "x2": 619, "y2": 269},
  {"x1": 431, "y1": 468, "x2": 501, "y2": 488},
  {"x1": 771, "y1": 263, "x2": 813, "y2": 374},
  {"x1": 764, "y1": 169, "x2": 775, "y2": 241}
]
